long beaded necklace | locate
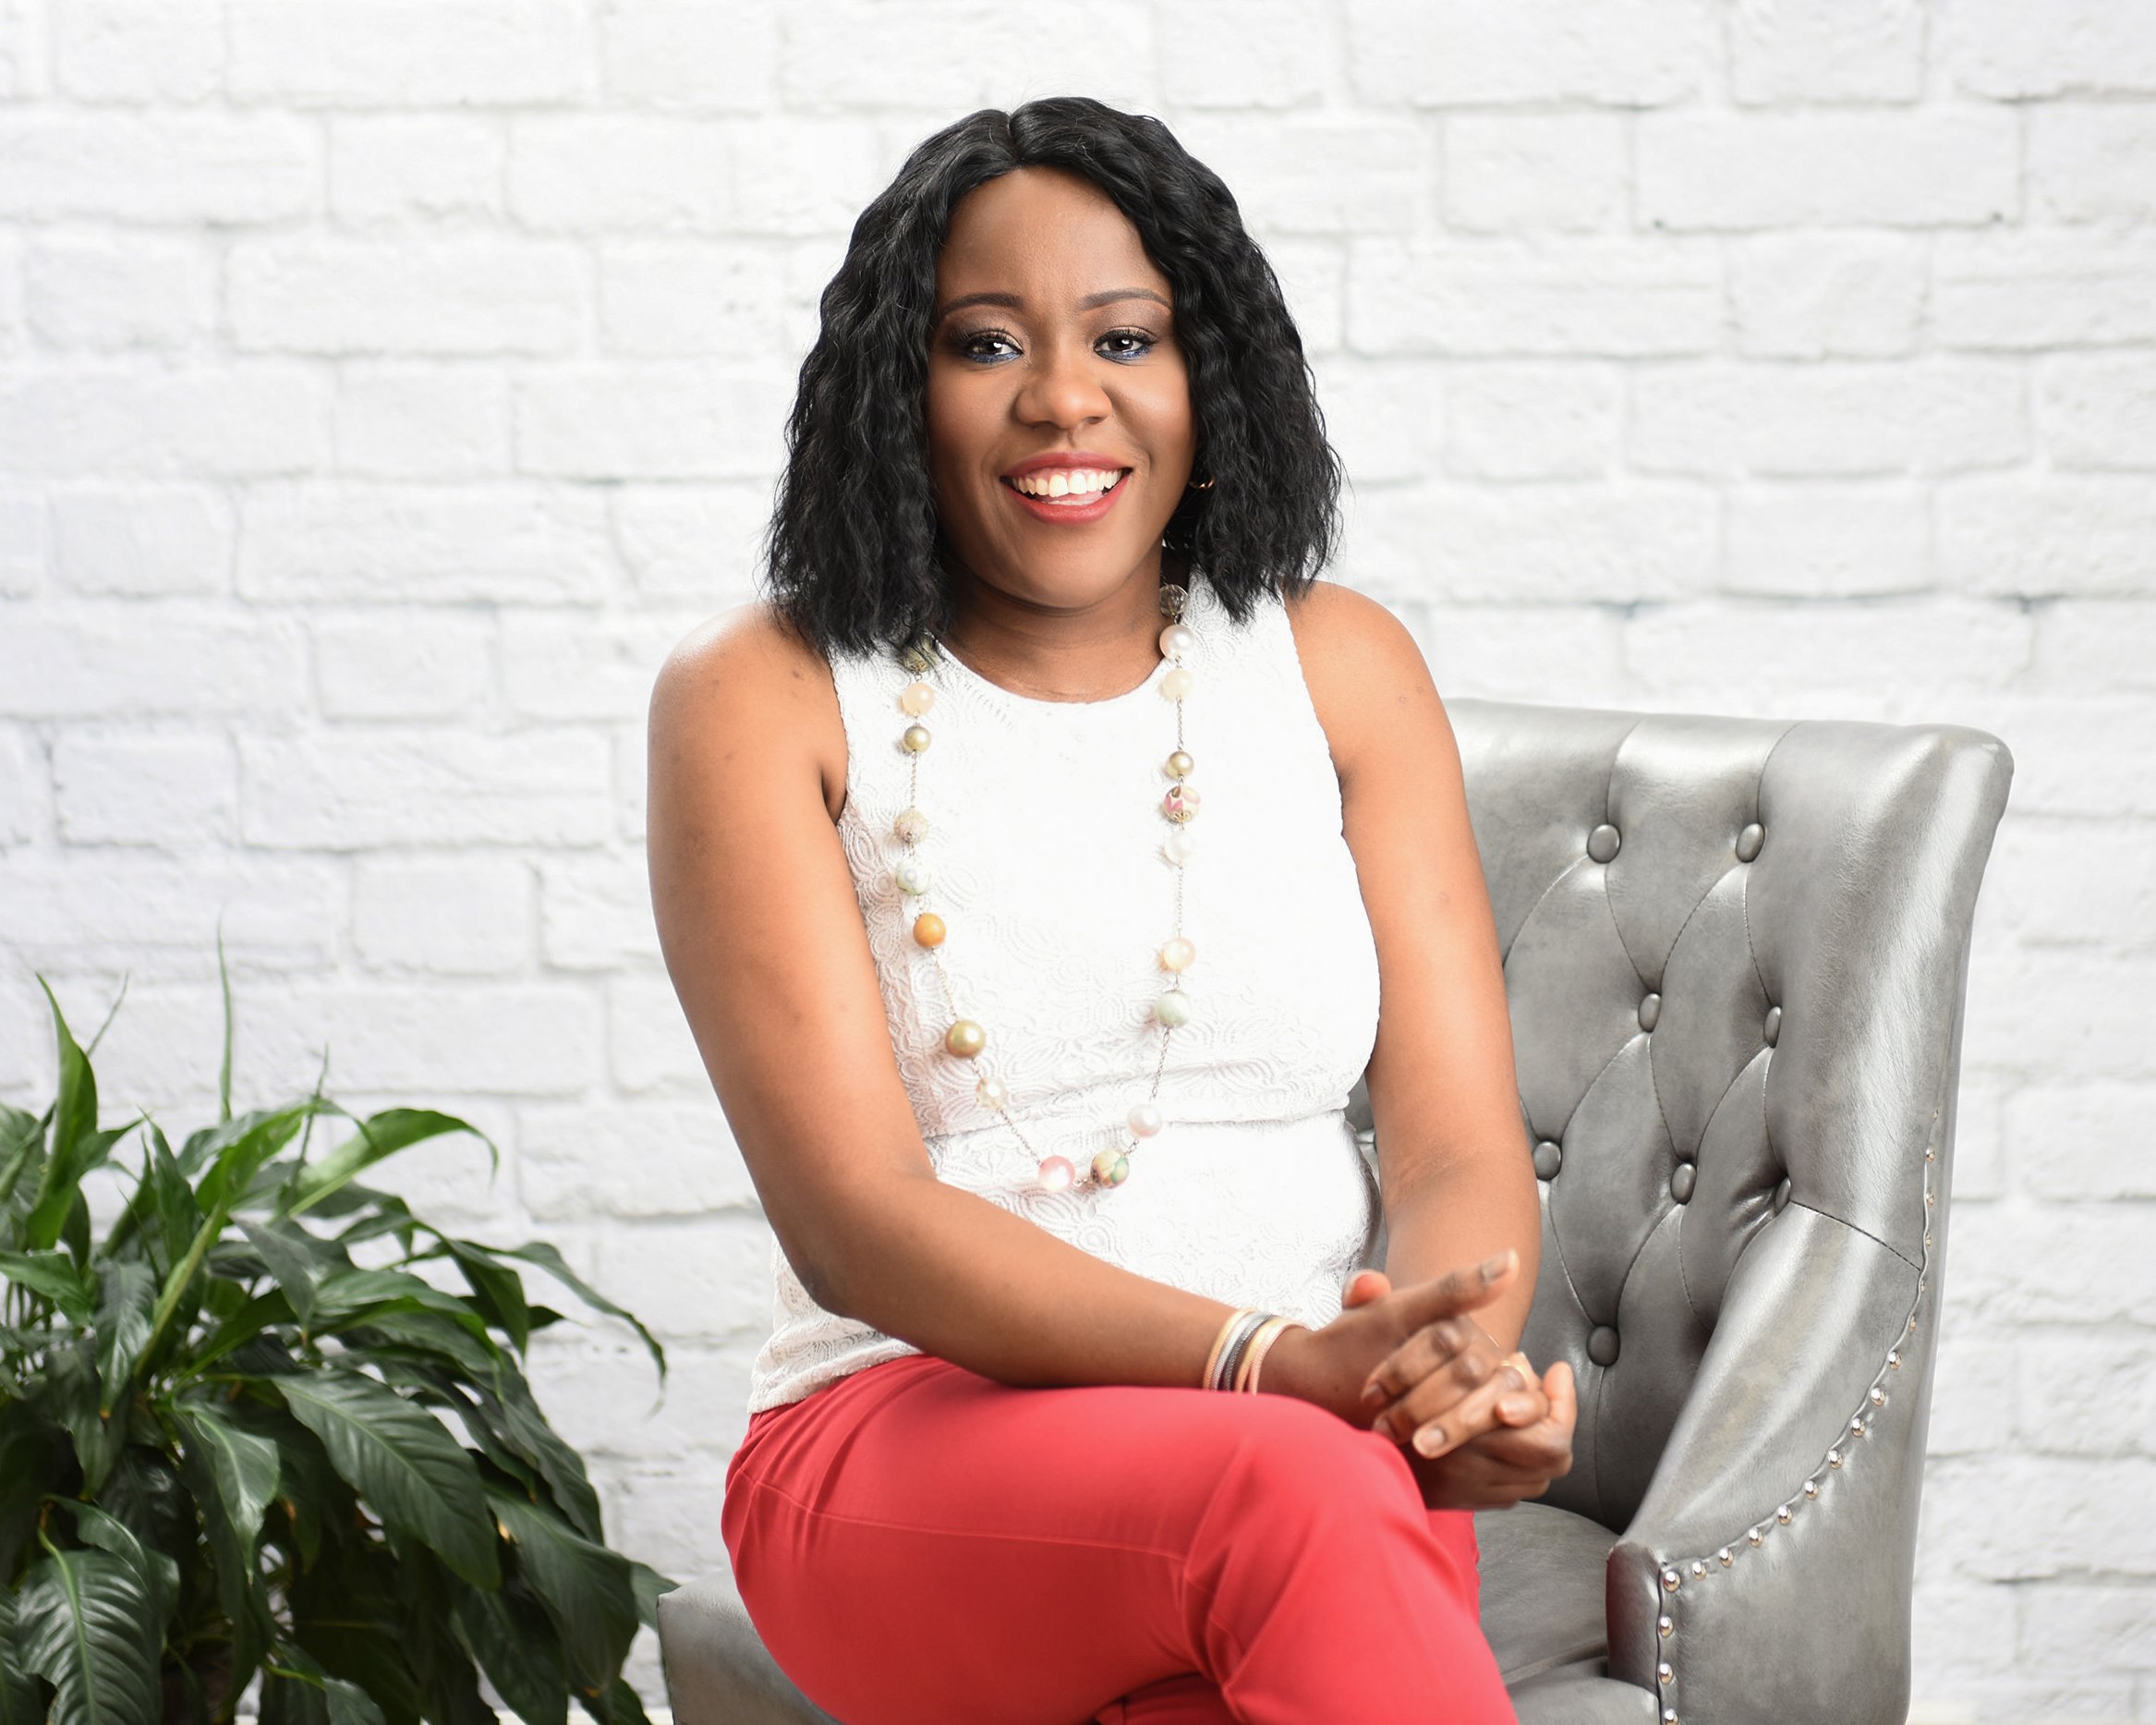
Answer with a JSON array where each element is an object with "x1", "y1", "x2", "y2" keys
[{"x1": 888, "y1": 580, "x2": 1199, "y2": 1194}]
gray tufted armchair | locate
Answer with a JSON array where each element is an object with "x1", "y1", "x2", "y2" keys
[{"x1": 657, "y1": 699, "x2": 2013, "y2": 1725}]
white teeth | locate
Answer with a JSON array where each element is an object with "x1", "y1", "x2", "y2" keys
[{"x1": 1010, "y1": 468, "x2": 1123, "y2": 500}]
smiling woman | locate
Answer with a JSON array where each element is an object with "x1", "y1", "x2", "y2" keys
[{"x1": 647, "y1": 96, "x2": 1563, "y2": 1725}]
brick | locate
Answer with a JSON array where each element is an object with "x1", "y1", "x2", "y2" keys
[
  {"x1": 2042, "y1": 355, "x2": 2156, "y2": 472},
  {"x1": 1987, "y1": 819, "x2": 2156, "y2": 952},
  {"x1": 721, "y1": 116, "x2": 883, "y2": 238},
  {"x1": 54, "y1": 0, "x2": 221, "y2": 101},
  {"x1": 524, "y1": 1337, "x2": 739, "y2": 1463},
  {"x1": 600, "y1": 0, "x2": 776, "y2": 112},
  {"x1": 1264, "y1": 237, "x2": 1346, "y2": 357},
  {"x1": 2030, "y1": 104, "x2": 2156, "y2": 225},
  {"x1": 53, "y1": 730, "x2": 236, "y2": 845},
  {"x1": 1620, "y1": 597, "x2": 2029, "y2": 714},
  {"x1": 1172, "y1": 115, "x2": 1426, "y2": 236},
  {"x1": 1923, "y1": 1453, "x2": 2156, "y2": 1582},
  {"x1": 333, "y1": 366, "x2": 511, "y2": 481},
  {"x1": 313, "y1": 611, "x2": 494, "y2": 721},
  {"x1": 1308, "y1": 357, "x2": 1445, "y2": 486},
  {"x1": 51, "y1": 486, "x2": 233, "y2": 598},
  {"x1": 1347, "y1": 480, "x2": 1715, "y2": 601},
  {"x1": 1441, "y1": 364, "x2": 1620, "y2": 480},
  {"x1": 611, "y1": 485, "x2": 770, "y2": 608},
  {"x1": 1967, "y1": 945, "x2": 2156, "y2": 1081},
  {"x1": 226, "y1": 981, "x2": 603, "y2": 1100},
  {"x1": 538, "y1": 854, "x2": 660, "y2": 971},
  {"x1": 331, "y1": 1094, "x2": 520, "y2": 1227},
  {"x1": 1408, "y1": 602, "x2": 1629, "y2": 707},
  {"x1": 237, "y1": 482, "x2": 614, "y2": 605},
  {"x1": 1723, "y1": 486, "x2": 1931, "y2": 597},
  {"x1": 0, "y1": 484, "x2": 43, "y2": 600},
  {"x1": 1946, "y1": 1074, "x2": 2005, "y2": 1202},
  {"x1": 2006, "y1": 1084, "x2": 2156, "y2": 1203},
  {"x1": 607, "y1": 971, "x2": 708, "y2": 1094},
  {"x1": 228, "y1": 0, "x2": 589, "y2": 105},
  {"x1": 2032, "y1": 603, "x2": 2156, "y2": 692},
  {"x1": 0, "y1": 365, "x2": 331, "y2": 478},
  {"x1": 1443, "y1": 114, "x2": 1628, "y2": 234},
  {"x1": 0, "y1": 607, "x2": 309, "y2": 718},
  {"x1": 1629, "y1": 361, "x2": 2026, "y2": 478},
  {"x1": 589, "y1": 1212, "x2": 772, "y2": 1342},
  {"x1": 25, "y1": 233, "x2": 217, "y2": 351},
  {"x1": 1944, "y1": 695, "x2": 2156, "y2": 818},
  {"x1": 779, "y1": 2, "x2": 1154, "y2": 112},
  {"x1": 518, "y1": 1096, "x2": 756, "y2": 1218},
  {"x1": 1934, "y1": 229, "x2": 2156, "y2": 351},
  {"x1": 1943, "y1": 475, "x2": 2156, "y2": 600},
  {"x1": 0, "y1": 230, "x2": 19, "y2": 366},
  {"x1": 507, "y1": 115, "x2": 728, "y2": 234},
  {"x1": 353, "y1": 855, "x2": 532, "y2": 976},
  {"x1": 1729, "y1": 232, "x2": 1926, "y2": 360},
  {"x1": 0, "y1": 113, "x2": 316, "y2": 223},
  {"x1": 1943, "y1": 0, "x2": 2156, "y2": 99},
  {"x1": 1908, "y1": 1580, "x2": 2022, "y2": 1690},
  {"x1": 2014, "y1": 1331, "x2": 2156, "y2": 1459},
  {"x1": 2023, "y1": 1585, "x2": 2156, "y2": 1670},
  {"x1": 0, "y1": 0, "x2": 41, "y2": 100},
  {"x1": 228, "y1": 236, "x2": 588, "y2": 358},
  {"x1": 1639, "y1": 110, "x2": 2017, "y2": 231},
  {"x1": 1160, "y1": 0, "x2": 1332, "y2": 107},
  {"x1": 327, "y1": 116, "x2": 507, "y2": 228},
  {"x1": 612, "y1": 723, "x2": 646, "y2": 845},
  {"x1": 0, "y1": 854, "x2": 343, "y2": 978},
  {"x1": 1344, "y1": 0, "x2": 1710, "y2": 106},
  {"x1": 598, "y1": 241, "x2": 790, "y2": 358},
  {"x1": 1728, "y1": 0, "x2": 1924, "y2": 103},
  {"x1": 1924, "y1": 1326, "x2": 2016, "y2": 1456},
  {"x1": 605, "y1": 1459, "x2": 742, "y2": 1587},
  {"x1": 240, "y1": 728, "x2": 613, "y2": 849},
  {"x1": 1349, "y1": 236, "x2": 1722, "y2": 358},
  {"x1": 513, "y1": 365, "x2": 791, "y2": 481},
  {"x1": 0, "y1": 723, "x2": 47, "y2": 846},
  {"x1": 1949, "y1": 1202, "x2": 2156, "y2": 1327}
]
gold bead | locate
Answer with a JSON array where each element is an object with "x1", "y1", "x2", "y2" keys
[
  {"x1": 1159, "y1": 937, "x2": 1196, "y2": 973},
  {"x1": 1166, "y1": 750, "x2": 1194, "y2": 779},
  {"x1": 902, "y1": 723, "x2": 931, "y2": 753},
  {"x1": 944, "y1": 1019, "x2": 986, "y2": 1058},
  {"x1": 893, "y1": 808, "x2": 928, "y2": 843},
  {"x1": 899, "y1": 681, "x2": 936, "y2": 715},
  {"x1": 913, "y1": 913, "x2": 946, "y2": 949}
]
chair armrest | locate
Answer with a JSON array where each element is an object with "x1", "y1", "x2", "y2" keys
[{"x1": 1606, "y1": 1190, "x2": 1940, "y2": 1725}]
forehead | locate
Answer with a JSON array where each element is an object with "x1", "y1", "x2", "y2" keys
[{"x1": 935, "y1": 165, "x2": 1169, "y2": 297}]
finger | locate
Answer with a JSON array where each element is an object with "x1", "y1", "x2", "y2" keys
[
  {"x1": 1396, "y1": 1250, "x2": 1519, "y2": 1334},
  {"x1": 1496, "y1": 1352, "x2": 1542, "y2": 1425},
  {"x1": 1362, "y1": 1315, "x2": 1496, "y2": 1415},
  {"x1": 1343, "y1": 1269, "x2": 1390, "y2": 1308},
  {"x1": 1407, "y1": 1358, "x2": 1534, "y2": 1459}
]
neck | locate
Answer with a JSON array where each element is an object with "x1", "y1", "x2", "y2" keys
[{"x1": 936, "y1": 555, "x2": 1187, "y2": 704}]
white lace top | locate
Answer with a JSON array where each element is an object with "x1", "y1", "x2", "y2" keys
[{"x1": 745, "y1": 572, "x2": 1386, "y2": 1413}]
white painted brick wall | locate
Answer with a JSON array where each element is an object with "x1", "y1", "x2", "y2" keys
[{"x1": 1, "y1": 3, "x2": 2150, "y2": 1718}]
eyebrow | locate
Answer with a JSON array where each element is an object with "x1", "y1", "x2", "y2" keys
[{"x1": 932, "y1": 286, "x2": 1172, "y2": 324}]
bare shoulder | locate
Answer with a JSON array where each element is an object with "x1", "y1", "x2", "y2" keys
[
  {"x1": 649, "y1": 598, "x2": 848, "y2": 825},
  {"x1": 1280, "y1": 579, "x2": 1450, "y2": 787}
]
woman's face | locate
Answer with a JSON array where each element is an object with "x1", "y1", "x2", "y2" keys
[{"x1": 924, "y1": 165, "x2": 1196, "y2": 613}]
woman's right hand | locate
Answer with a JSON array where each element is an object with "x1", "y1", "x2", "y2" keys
[{"x1": 1263, "y1": 1252, "x2": 1535, "y2": 1444}]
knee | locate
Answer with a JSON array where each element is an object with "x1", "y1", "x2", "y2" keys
[{"x1": 1212, "y1": 1398, "x2": 1423, "y2": 1531}]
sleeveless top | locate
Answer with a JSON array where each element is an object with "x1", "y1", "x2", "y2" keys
[{"x1": 745, "y1": 573, "x2": 1386, "y2": 1413}]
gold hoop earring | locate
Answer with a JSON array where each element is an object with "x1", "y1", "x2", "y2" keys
[{"x1": 1188, "y1": 475, "x2": 1214, "y2": 491}]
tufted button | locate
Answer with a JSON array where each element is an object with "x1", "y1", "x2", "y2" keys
[
  {"x1": 1587, "y1": 823, "x2": 1621, "y2": 864},
  {"x1": 1638, "y1": 991, "x2": 1661, "y2": 1032},
  {"x1": 1671, "y1": 1160, "x2": 1696, "y2": 1204},
  {"x1": 1586, "y1": 1325, "x2": 1620, "y2": 1367},
  {"x1": 1773, "y1": 1175, "x2": 1791, "y2": 1213},
  {"x1": 1736, "y1": 821, "x2": 1764, "y2": 863},
  {"x1": 1762, "y1": 1004, "x2": 1782, "y2": 1046},
  {"x1": 1532, "y1": 1139, "x2": 1563, "y2": 1180}
]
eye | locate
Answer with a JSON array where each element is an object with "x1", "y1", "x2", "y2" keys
[
  {"x1": 1098, "y1": 328, "x2": 1157, "y2": 361},
  {"x1": 953, "y1": 326, "x2": 1021, "y2": 362}
]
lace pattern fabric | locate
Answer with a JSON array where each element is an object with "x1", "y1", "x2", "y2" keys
[{"x1": 746, "y1": 575, "x2": 1385, "y2": 1413}]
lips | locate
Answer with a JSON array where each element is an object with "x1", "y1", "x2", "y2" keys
[{"x1": 999, "y1": 467, "x2": 1131, "y2": 525}]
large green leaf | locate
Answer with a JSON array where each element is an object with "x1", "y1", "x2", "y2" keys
[
  {"x1": 470, "y1": 1368, "x2": 602, "y2": 1541},
  {"x1": 172, "y1": 1417, "x2": 275, "y2": 1684},
  {"x1": 0, "y1": 1103, "x2": 44, "y2": 1240},
  {"x1": 173, "y1": 1403, "x2": 281, "y2": 1550},
  {"x1": 18, "y1": 1540, "x2": 161, "y2": 1725},
  {"x1": 275, "y1": 1370, "x2": 500, "y2": 1588},
  {"x1": 92, "y1": 1259, "x2": 157, "y2": 1415},
  {"x1": 0, "y1": 1587, "x2": 39, "y2": 1725},
  {"x1": 305, "y1": 1269, "x2": 492, "y2": 1347},
  {"x1": 488, "y1": 1488, "x2": 638, "y2": 1690},
  {"x1": 0, "y1": 1248, "x2": 95, "y2": 1323},
  {"x1": 280, "y1": 1111, "x2": 494, "y2": 1221},
  {"x1": 50, "y1": 1501, "x2": 178, "y2": 1639},
  {"x1": 260, "y1": 1644, "x2": 387, "y2": 1725},
  {"x1": 236, "y1": 1217, "x2": 353, "y2": 1326},
  {"x1": 39, "y1": 1340, "x2": 123, "y2": 1496},
  {"x1": 441, "y1": 1240, "x2": 663, "y2": 1382},
  {"x1": 451, "y1": 1586, "x2": 567, "y2": 1725},
  {"x1": 575, "y1": 1678, "x2": 652, "y2": 1725},
  {"x1": 442, "y1": 1244, "x2": 528, "y2": 1354},
  {"x1": 30, "y1": 980, "x2": 96, "y2": 1237},
  {"x1": 0, "y1": 1401, "x2": 70, "y2": 1579}
]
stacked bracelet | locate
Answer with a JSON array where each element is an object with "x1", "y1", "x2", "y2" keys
[{"x1": 1202, "y1": 1307, "x2": 1302, "y2": 1393}]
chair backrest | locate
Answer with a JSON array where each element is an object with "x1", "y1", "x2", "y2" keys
[{"x1": 1417, "y1": 699, "x2": 2011, "y2": 1534}]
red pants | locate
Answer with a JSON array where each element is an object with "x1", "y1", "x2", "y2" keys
[{"x1": 721, "y1": 1352, "x2": 1516, "y2": 1725}]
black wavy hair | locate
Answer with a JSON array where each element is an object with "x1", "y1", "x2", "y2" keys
[{"x1": 761, "y1": 95, "x2": 1343, "y2": 662}]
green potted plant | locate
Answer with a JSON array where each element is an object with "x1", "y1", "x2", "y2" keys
[{"x1": 0, "y1": 949, "x2": 674, "y2": 1725}]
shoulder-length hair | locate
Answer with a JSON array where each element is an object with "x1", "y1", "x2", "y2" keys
[{"x1": 762, "y1": 95, "x2": 1343, "y2": 662}]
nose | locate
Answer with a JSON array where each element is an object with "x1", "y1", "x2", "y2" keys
[{"x1": 1013, "y1": 332, "x2": 1110, "y2": 431}]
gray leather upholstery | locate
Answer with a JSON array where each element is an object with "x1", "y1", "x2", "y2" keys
[{"x1": 658, "y1": 699, "x2": 2013, "y2": 1724}]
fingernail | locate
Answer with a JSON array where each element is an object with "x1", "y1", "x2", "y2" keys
[
  {"x1": 1479, "y1": 1249, "x2": 1513, "y2": 1282},
  {"x1": 1360, "y1": 1383, "x2": 1386, "y2": 1408},
  {"x1": 1413, "y1": 1425, "x2": 1447, "y2": 1457}
]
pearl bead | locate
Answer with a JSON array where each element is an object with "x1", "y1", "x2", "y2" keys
[
  {"x1": 893, "y1": 856, "x2": 932, "y2": 895},
  {"x1": 1037, "y1": 1155, "x2": 1075, "y2": 1192},
  {"x1": 1159, "y1": 624, "x2": 1194, "y2": 659},
  {"x1": 1154, "y1": 990, "x2": 1193, "y2": 1028},
  {"x1": 1091, "y1": 1148, "x2": 1131, "y2": 1187},
  {"x1": 902, "y1": 723, "x2": 931, "y2": 753},
  {"x1": 893, "y1": 808, "x2": 928, "y2": 843},
  {"x1": 1160, "y1": 666, "x2": 1195, "y2": 701},
  {"x1": 1162, "y1": 784, "x2": 1201, "y2": 823},
  {"x1": 1163, "y1": 827, "x2": 1198, "y2": 864},
  {"x1": 1159, "y1": 937, "x2": 1195, "y2": 972},
  {"x1": 944, "y1": 1019, "x2": 986, "y2": 1058},
  {"x1": 975, "y1": 1075, "x2": 1009, "y2": 1110},
  {"x1": 913, "y1": 912, "x2": 946, "y2": 948},
  {"x1": 1166, "y1": 749, "x2": 1194, "y2": 779},
  {"x1": 1128, "y1": 1103, "x2": 1162, "y2": 1137},
  {"x1": 899, "y1": 681, "x2": 936, "y2": 715}
]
